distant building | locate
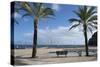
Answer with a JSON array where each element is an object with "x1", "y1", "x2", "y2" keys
[{"x1": 88, "y1": 32, "x2": 97, "y2": 46}]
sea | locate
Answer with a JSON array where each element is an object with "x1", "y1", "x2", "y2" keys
[{"x1": 11, "y1": 44, "x2": 85, "y2": 49}]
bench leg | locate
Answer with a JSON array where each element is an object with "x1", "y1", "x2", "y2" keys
[
  {"x1": 64, "y1": 51, "x2": 68, "y2": 57},
  {"x1": 65, "y1": 53, "x2": 68, "y2": 57},
  {"x1": 56, "y1": 53, "x2": 59, "y2": 57},
  {"x1": 78, "y1": 51, "x2": 82, "y2": 56},
  {"x1": 79, "y1": 54, "x2": 81, "y2": 56}
]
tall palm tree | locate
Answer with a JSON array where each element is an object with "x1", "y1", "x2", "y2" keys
[
  {"x1": 15, "y1": 2, "x2": 55, "y2": 58},
  {"x1": 68, "y1": 6, "x2": 97, "y2": 56}
]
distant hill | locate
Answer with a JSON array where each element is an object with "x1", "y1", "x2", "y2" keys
[{"x1": 88, "y1": 32, "x2": 97, "y2": 46}]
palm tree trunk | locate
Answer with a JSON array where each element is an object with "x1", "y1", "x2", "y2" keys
[
  {"x1": 32, "y1": 17, "x2": 38, "y2": 58},
  {"x1": 83, "y1": 24, "x2": 89, "y2": 56}
]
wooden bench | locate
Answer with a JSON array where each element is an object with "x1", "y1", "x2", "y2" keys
[
  {"x1": 55, "y1": 50, "x2": 82, "y2": 57},
  {"x1": 56, "y1": 51, "x2": 68, "y2": 57},
  {"x1": 49, "y1": 49, "x2": 97, "y2": 57}
]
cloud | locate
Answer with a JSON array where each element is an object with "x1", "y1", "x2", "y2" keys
[
  {"x1": 24, "y1": 32, "x2": 33, "y2": 36},
  {"x1": 23, "y1": 26, "x2": 96, "y2": 45},
  {"x1": 14, "y1": 12, "x2": 21, "y2": 18},
  {"x1": 52, "y1": 4, "x2": 60, "y2": 11}
]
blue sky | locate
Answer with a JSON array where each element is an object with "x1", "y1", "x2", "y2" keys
[{"x1": 14, "y1": 3, "x2": 96, "y2": 45}]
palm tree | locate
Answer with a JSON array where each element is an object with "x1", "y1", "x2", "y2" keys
[
  {"x1": 15, "y1": 2, "x2": 55, "y2": 58},
  {"x1": 68, "y1": 6, "x2": 97, "y2": 56}
]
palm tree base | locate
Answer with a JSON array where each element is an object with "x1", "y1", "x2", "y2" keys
[
  {"x1": 85, "y1": 54, "x2": 89, "y2": 56},
  {"x1": 31, "y1": 56, "x2": 38, "y2": 58}
]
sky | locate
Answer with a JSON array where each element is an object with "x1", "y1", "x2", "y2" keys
[{"x1": 13, "y1": 2, "x2": 96, "y2": 45}]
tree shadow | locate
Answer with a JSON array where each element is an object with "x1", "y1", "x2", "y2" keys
[
  {"x1": 14, "y1": 59, "x2": 29, "y2": 66},
  {"x1": 15, "y1": 56, "x2": 32, "y2": 59},
  {"x1": 13, "y1": 53, "x2": 97, "y2": 66},
  {"x1": 14, "y1": 56, "x2": 38, "y2": 65}
]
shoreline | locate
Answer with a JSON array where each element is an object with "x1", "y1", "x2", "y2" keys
[{"x1": 12, "y1": 46, "x2": 97, "y2": 49}]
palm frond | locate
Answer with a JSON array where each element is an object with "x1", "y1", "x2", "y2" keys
[
  {"x1": 40, "y1": 8, "x2": 55, "y2": 18},
  {"x1": 87, "y1": 26, "x2": 93, "y2": 33},
  {"x1": 87, "y1": 7, "x2": 97, "y2": 15},
  {"x1": 88, "y1": 15, "x2": 97, "y2": 22},
  {"x1": 88, "y1": 23, "x2": 97, "y2": 29},
  {"x1": 15, "y1": 3, "x2": 33, "y2": 15},
  {"x1": 86, "y1": 7, "x2": 97, "y2": 22},
  {"x1": 14, "y1": 19, "x2": 19, "y2": 24},
  {"x1": 22, "y1": 13, "x2": 32, "y2": 18},
  {"x1": 32, "y1": 3, "x2": 43, "y2": 16},
  {"x1": 73, "y1": 11, "x2": 82, "y2": 20},
  {"x1": 69, "y1": 23, "x2": 80, "y2": 31},
  {"x1": 92, "y1": 21, "x2": 97, "y2": 24},
  {"x1": 69, "y1": 18, "x2": 81, "y2": 23},
  {"x1": 37, "y1": 3, "x2": 43, "y2": 17},
  {"x1": 21, "y1": 2, "x2": 33, "y2": 14},
  {"x1": 79, "y1": 6, "x2": 86, "y2": 21},
  {"x1": 69, "y1": 6, "x2": 97, "y2": 32},
  {"x1": 15, "y1": 2, "x2": 55, "y2": 20},
  {"x1": 32, "y1": 3, "x2": 43, "y2": 8}
]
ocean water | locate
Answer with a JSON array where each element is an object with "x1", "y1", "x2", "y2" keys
[{"x1": 11, "y1": 44, "x2": 84, "y2": 49}]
